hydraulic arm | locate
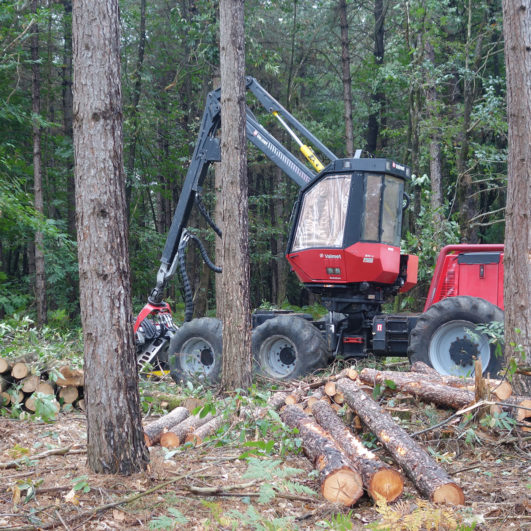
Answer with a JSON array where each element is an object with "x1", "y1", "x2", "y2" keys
[{"x1": 148, "y1": 77, "x2": 337, "y2": 306}]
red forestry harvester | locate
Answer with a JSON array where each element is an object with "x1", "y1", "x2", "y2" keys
[{"x1": 134, "y1": 78, "x2": 504, "y2": 382}]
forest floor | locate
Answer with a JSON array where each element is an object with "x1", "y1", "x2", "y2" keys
[{"x1": 0, "y1": 370, "x2": 530, "y2": 531}]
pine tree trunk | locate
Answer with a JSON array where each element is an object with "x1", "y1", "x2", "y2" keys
[
  {"x1": 72, "y1": 0, "x2": 149, "y2": 474},
  {"x1": 219, "y1": 0, "x2": 252, "y2": 390},
  {"x1": 502, "y1": 0, "x2": 531, "y2": 395},
  {"x1": 32, "y1": 0, "x2": 47, "y2": 327},
  {"x1": 339, "y1": 0, "x2": 354, "y2": 157}
]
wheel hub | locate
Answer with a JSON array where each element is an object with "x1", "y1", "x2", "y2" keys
[
  {"x1": 200, "y1": 348, "x2": 214, "y2": 366},
  {"x1": 449, "y1": 336, "x2": 479, "y2": 367},
  {"x1": 279, "y1": 346, "x2": 296, "y2": 366}
]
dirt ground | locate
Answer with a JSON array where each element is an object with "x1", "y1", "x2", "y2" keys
[{"x1": 0, "y1": 391, "x2": 530, "y2": 530}]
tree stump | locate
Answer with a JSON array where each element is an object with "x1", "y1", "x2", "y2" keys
[
  {"x1": 311, "y1": 399, "x2": 403, "y2": 502},
  {"x1": 143, "y1": 406, "x2": 190, "y2": 446},
  {"x1": 337, "y1": 378, "x2": 465, "y2": 505},
  {"x1": 281, "y1": 405, "x2": 363, "y2": 506}
]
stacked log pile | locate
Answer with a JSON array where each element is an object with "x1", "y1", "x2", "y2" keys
[
  {"x1": 144, "y1": 363, "x2": 530, "y2": 507},
  {"x1": 0, "y1": 359, "x2": 85, "y2": 412}
]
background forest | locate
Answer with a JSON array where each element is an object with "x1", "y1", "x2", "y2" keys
[{"x1": 0, "y1": 0, "x2": 507, "y2": 327}]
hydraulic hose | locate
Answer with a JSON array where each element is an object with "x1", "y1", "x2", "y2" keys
[{"x1": 195, "y1": 194, "x2": 222, "y2": 238}]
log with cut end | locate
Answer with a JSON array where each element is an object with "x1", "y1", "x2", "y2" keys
[
  {"x1": 11, "y1": 362, "x2": 29, "y2": 380},
  {"x1": 1, "y1": 391, "x2": 10, "y2": 406},
  {"x1": 25, "y1": 393, "x2": 60, "y2": 414},
  {"x1": 58, "y1": 385, "x2": 79, "y2": 404},
  {"x1": 409, "y1": 362, "x2": 512, "y2": 400},
  {"x1": 21, "y1": 374, "x2": 40, "y2": 393},
  {"x1": 0, "y1": 358, "x2": 12, "y2": 374},
  {"x1": 36, "y1": 380, "x2": 55, "y2": 396},
  {"x1": 311, "y1": 399, "x2": 403, "y2": 502},
  {"x1": 159, "y1": 411, "x2": 214, "y2": 448},
  {"x1": 184, "y1": 415, "x2": 225, "y2": 445},
  {"x1": 55, "y1": 366, "x2": 84, "y2": 387},
  {"x1": 359, "y1": 368, "x2": 474, "y2": 410},
  {"x1": 324, "y1": 381, "x2": 336, "y2": 397},
  {"x1": 337, "y1": 378, "x2": 465, "y2": 505},
  {"x1": 499, "y1": 396, "x2": 531, "y2": 423},
  {"x1": 143, "y1": 406, "x2": 190, "y2": 446},
  {"x1": 281, "y1": 405, "x2": 363, "y2": 506}
]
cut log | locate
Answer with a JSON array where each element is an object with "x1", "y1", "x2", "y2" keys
[
  {"x1": 143, "y1": 406, "x2": 190, "y2": 446},
  {"x1": 281, "y1": 405, "x2": 363, "y2": 506},
  {"x1": 36, "y1": 380, "x2": 56, "y2": 396},
  {"x1": 324, "y1": 381, "x2": 336, "y2": 397},
  {"x1": 333, "y1": 391, "x2": 345, "y2": 405},
  {"x1": 11, "y1": 362, "x2": 30, "y2": 380},
  {"x1": 58, "y1": 386, "x2": 79, "y2": 404},
  {"x1": 267, "y1": 391, "x2": 289, "y2": 410},
  {"x1": 409, "y1": 362, "x2": 512, "y2": 401},
  {"x1": 0, "y1": 391, "x2": 10, "y2": 406},
  {"x1": 55, "y1": 366, "x2": 84, "y2": 387},
  {"x1": 21, "y1": 374, "x2": 40, "y2": 394},
  {"x1": 76, "y1": 398, "x2": 86, "y2": 411},
  {"x1": 0, "y1": 358, "x2": 12, "y2": 374},
  {"x1": 337, "y1": 378, "x2": 465, "y2": 505},
  {"x1": 360, "y1": 368, "x2": 474, "y2": 410},
  {"x1": 500, "y1": 396, "x2": 531, "y2": 423},
  {"x1": 311, "y1": 399, "x2": 403, "y2": 502},
  {"x1": 285, "y1": 389, "x2": 304, "y2": 406},
  {"x1": 159, "y1": 412, "x2": 214, "y2": 448},
  {"x1": 25, "y1": 393, "x2": 60, "y2": 414},
  {"x1": 184, "y1": 415, "x2": 225, "y2": 445}
]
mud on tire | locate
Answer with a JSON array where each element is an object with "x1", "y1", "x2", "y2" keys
[
  {"x1": 252, "y1": 315, "x2": 329, "y2": 380},
  {"x1": 169, "y1": 317, "x2": 222, "y2": 384},
  {"x1": 408, "y1": 296, "x2": 504, "y2": 377}
]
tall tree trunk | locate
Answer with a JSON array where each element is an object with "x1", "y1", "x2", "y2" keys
[
  {"x1": 125, "y1": 0, "x2": 147, "y2": 213},
  {"x1": 366, "y1": 0, "x2": 386, "y2": 154},
  {"x1": 339, "y1": 0, "x2": 354, "y2": 157},
  {"x1": 501, "y1": 0, "x2": 531, "y2": 395},
  {"x1": 456, "y1": 1, "x2": 484, "y2": 243},
  {"x1": 62, "y1": 0, "x2": 75, "y2": 239},
  {"x1": 219, "y1": 0, "x2": 252, "y2": 390},
  {"x1": 72, "y1": 0, "x2": 149, "y2": 474},
  {"x1": 32, "y1": 0, "x2": 47, "y2": 327},
  {"x1": 425, "y1": 40, "x2": 443, "y2": 229}
]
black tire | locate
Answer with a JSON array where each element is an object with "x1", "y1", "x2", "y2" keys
[
  {"x1": 408, "y1": 296, "x2": 504, "y2": 377},
  {"x1": 168, "y1": 318, "x2": 222, "y2": 384},
  {"x1": 252, "y1": 315, "x2": 329, "y2": 380}
]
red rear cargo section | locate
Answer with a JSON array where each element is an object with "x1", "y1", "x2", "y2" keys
[{"x1": 424, "y1": 244, "x2": 504, "y2": 312}]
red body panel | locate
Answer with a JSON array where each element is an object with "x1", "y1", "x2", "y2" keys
[
  {"x1": 424, "y1": 244, "x2": 504, "y2": 312},
  {"x1": 286, "y1": 242, "x2": 402, "y2": 285},
  {"x1": 400, "y1": 254, "x2": 419, "y2": 293},
  {"x1": 134, "y1": 302, "x2": 173, "y2": 333}
]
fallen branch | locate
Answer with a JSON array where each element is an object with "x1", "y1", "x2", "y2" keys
[{"x1": 0, "y1": 446, "x2": 72, "y2": 470}]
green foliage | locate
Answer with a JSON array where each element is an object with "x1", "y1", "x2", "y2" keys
[
  {"x1": 0, "y1": 315, "x2": 83, "y2": 369},
  {"x1": 32, "y1": 392, "x2": 58, "y2": 423},
  {"x1": 148, "y1": 508, "x2": 189, "y2": 530}
]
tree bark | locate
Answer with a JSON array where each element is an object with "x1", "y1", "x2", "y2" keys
[
  {"x1": 502, "y1": 0, "x2": 531, "y2": 396},
  {"x1": 281, "y1": 405, "x2": 364, "y2": 506},
  {"x1": 366, "y1": 366, "x2": 512, "y2": 401},
  {"x1": 31, "y1": 0, "x2": 47, "y2": 327},
  {"x1": 339, "y1": 0, "x2": 354, "y2": 157},
  {"x1": 72, "y1": 0, "x2": 149, "y2": 474},
  {"x1": 359, "y1": 368, "x2": 475, "y2": 410},
  {"x1": 184, "y1": 415, "x2": 225, "y2": 445},
  {"x1": 311, "y1": 399, "x2": 403, "y2": 502},
  {"x1": 337, "y1": 378, "x2": 465, "y2": 505},
  {"x1": 219, "y1": 0, "x2": 252, "y2": 391}
]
